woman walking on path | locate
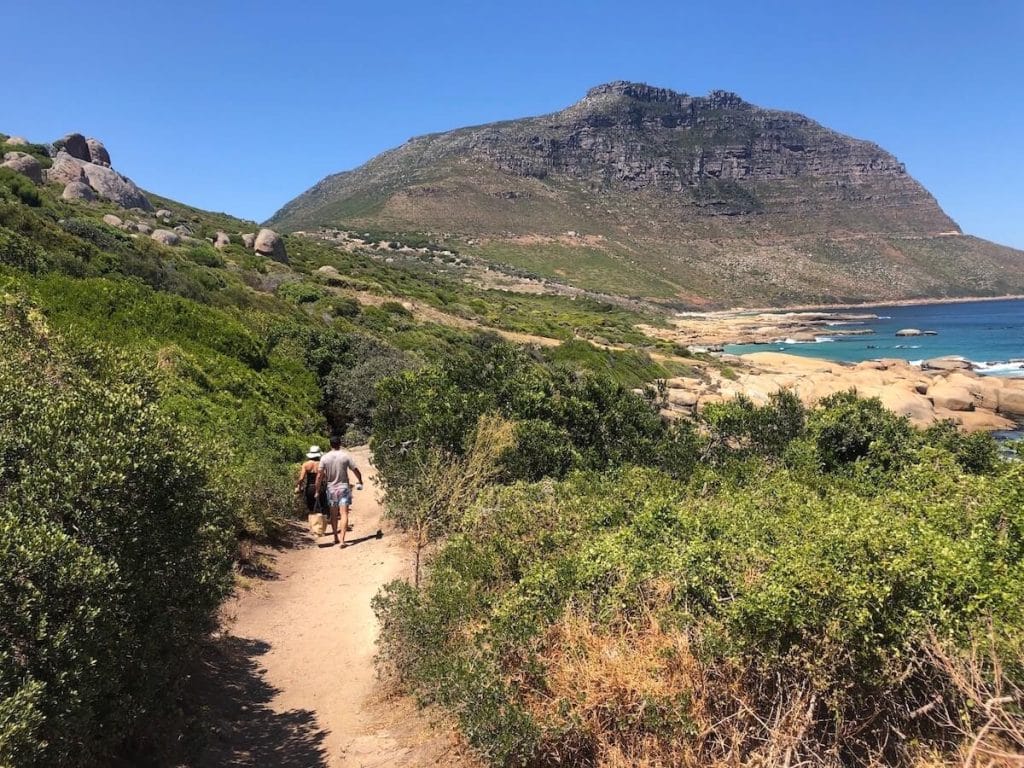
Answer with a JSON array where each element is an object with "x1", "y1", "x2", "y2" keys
[{"x1": 295, "y1": 445, "x2": 324, "y2": 514}]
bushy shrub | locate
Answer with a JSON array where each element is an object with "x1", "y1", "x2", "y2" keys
[
  {"x1": 809, "y1": 390, "x2": 917, "y2": 476},
  {"x1": 0, "y1": 168, "x2": 41, "y2": 207},
  {"x1": 0, "y1": 226, "x2": 47, "y2": 273},
  {"x1": 0, "y1": 298, "x2": 234, "y2": 766},
  {"x1": 377, "y1": 455, "x2": 1024, "y2": 766}
]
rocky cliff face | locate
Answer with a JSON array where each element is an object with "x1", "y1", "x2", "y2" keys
[{"x1": 271, "y1": 82, "x2": 1022, "y2": 307}]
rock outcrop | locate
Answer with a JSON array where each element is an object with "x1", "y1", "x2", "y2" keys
[
  {"x1": 4, "y1": 136, "x2": 28, "y2": 146},
  {"x1": 57, "y1": 133, "x2": 91, "y2": 161},
  {"x1": 79, "y1": 161, "x2": 151, "y2": 210},
  {"x1": 46, "y1": 151, "x2": 87, "y2": 184},
  {"x1": 254, "y1": 228, "x2": 287, "y2": 263},
  {"x1": 42, "y1": 140, "x2": 152, "y2": 211},
  {"x1": 85, "y1": 138, "x2": 110, "y2": 166},
  {"x1": 213, "y1": 231, "x2": 231, "y2": 249},
  {"x1": 658, "y1": 351, "x2": 1023, "y2": 433},
  {"x1": 2, "y1": 152, "x2": 43, "y2": 184},
  {"x1": 241, "y1": 233, "x2": 256, "y2": 249}
]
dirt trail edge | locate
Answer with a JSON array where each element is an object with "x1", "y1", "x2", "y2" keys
[{"x1": 193, "y1": 446, "x2": 472, "y2": 768}]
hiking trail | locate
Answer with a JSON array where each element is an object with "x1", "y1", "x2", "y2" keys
[{"x1": 191, "y1": 446, "x2": 473, "y2": 767}]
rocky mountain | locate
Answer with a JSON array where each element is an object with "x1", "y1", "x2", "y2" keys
[{"x1": 270, "y1": 82, "x2": 1024, "y2": 307}]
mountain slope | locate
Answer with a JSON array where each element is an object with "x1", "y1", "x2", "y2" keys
[{"x1": 270, "y1": 82, "x2": 1024, "y2": 307}]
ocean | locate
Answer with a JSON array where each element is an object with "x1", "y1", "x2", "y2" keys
[{"x1": 725, "y1": 298, "x2": 1024, "y2": 378}]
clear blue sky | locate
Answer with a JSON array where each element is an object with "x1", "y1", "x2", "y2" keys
[{"x1": 4, "y1": 0, "x2": 1023, "y2": 247}]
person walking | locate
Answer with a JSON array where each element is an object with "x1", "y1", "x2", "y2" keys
[
  {"x1": 315, "y1": 435, "x2": 363, "y2": 547},
  {"x1": 295, "y1": 445, "x2": 323, "y2": 514}
]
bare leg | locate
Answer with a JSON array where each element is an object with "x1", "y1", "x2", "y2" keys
[
  {"x1": 329, "y1": 505, "x2": 340, "y2": 543},
  {"x1": 339, "y1": 504, "x2": 350, "y2": 546}
]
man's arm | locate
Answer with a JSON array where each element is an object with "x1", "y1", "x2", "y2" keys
[{"x1": 352, "y1": 465, "x2": 363, "y2": 487}]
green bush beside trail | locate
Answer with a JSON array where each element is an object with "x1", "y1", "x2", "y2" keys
[
  {"x1": 372, "y1": 343, "x2": 1022, "y2": 766},
  {"x1": 0, "y1": 299, "x2": 234, "y2": 767}
]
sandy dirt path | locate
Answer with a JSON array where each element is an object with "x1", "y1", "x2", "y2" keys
[{"x1": 192, "y1": 447, "x2": 471, "y2": 767}]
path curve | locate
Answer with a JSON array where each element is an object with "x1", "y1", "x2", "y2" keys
[{"x1": 194, "y1": 447, "x2": 470, "y2": 767}]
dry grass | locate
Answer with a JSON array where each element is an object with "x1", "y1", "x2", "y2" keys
[{"x1": 520, "y1": 612, "x2": 1024, "y2": 768}]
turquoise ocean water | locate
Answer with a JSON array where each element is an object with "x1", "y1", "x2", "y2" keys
[{"x1": 725, "y1": 298, "x2": 1024, "y2": 378}]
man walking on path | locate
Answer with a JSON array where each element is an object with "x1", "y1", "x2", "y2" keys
[{"x1": 316, "y1": 435, "x2": 364, "y2": 546}]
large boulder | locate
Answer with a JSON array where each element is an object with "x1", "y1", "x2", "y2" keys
[
  {"x1": 85, "y1": 138, "x2": 110, "y2": 166},
  {"x1": 213, "y1": 231, "x2": 231, "y2": 250},
  {"x1": 57, "y1": 133, "x2": 90, "y2": 161},
  {"x1": 997, "y1": 386, "x2": 1024, "y2": 418},
  {"x1": 666, "y1": 389, "x2": 699, "y2": 408},
  {"x1": 2, "y1": 151, "x2": 43, "y2": 184},
  {"x1": 878, "y1": 384, "x2": 935, "y2": 426},
  {"x1": 945, "y1": 372, "x2": 1003, "y2": 410},
  {"x1": 135, "y1": 222, "x2": 153, "y2": 235},
  {"x1": 926, "y1": 381, "x2": 974, "y2": 412},
  {"x1": 241, "y1": 232, "x2": 256, "y2": 249},
  {"x1": 80, "y1": 162, "x2": 152, "y2": 210},
  {"x1": 922, "y1": 357, "x2": 973, "y2": 372},
  {"x1": 45, "y1": 151, "x2": 87, "y2": 185},
  {"x1": 254, "y1": 228, "x2": 287, "y2": 263},
  {"x1": 102, "y1": 214, "x2": 123, "y2": 228},
  {"x1": 150, "y1": 229, "x2": 180, "y2": 246},
  {"x1": 61, "y1": 181, "x2": 95, "y2": 201},
  {"x1": 4, "y1": 136, "x2": 28, "y2": 146}
]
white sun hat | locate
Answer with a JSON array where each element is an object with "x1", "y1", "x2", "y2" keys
[{"x1": 306, "y1": 445, "x2": 323, "y2": 459}]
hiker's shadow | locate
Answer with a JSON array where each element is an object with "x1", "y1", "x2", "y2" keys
[
  {"x1": 315, "y1": 529, "x2": 384, "y2": 549},
  {"x1": 189, "y1": 636, "x2": 330, "y2": 768}
]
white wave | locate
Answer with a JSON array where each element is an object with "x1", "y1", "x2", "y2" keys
[{"x1": 974, "y1": 361, "x2": 1024, "y2": 377}]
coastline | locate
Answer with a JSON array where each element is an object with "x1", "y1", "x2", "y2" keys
[{"x1": 719, "y1": 293, "x2": 1024, "y2": 315}]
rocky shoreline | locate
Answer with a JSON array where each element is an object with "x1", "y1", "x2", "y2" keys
[
  {"x1": 642, "y1": 309, "x2": 887, "y2": 347},
  {"x1": 656, "y1": 352, "x2": 1024, "y2": 434}
]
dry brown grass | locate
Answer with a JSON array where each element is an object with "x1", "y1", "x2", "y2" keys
[{"x1": 519, "y1": 612, "x2": 1024, "y2": 768}]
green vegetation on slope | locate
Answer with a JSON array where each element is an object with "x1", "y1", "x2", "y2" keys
[{"x1": 372, "y1": 344, "x2": 1023, "y2": 767}]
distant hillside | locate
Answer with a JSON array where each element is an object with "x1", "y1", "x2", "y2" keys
[{"x1": 270, "y1": 81, "x2": 1024, "y2": 307}]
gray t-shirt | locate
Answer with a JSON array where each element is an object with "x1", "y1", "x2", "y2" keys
[{"x1": 319, "y1": 449, "x2": 358, "y2": 492}]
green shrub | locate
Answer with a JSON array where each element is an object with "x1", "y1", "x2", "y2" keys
[
  {"x1": 0, "y1": 298, "x2": 233, "y2": 766},
  {"x1": 0, "y1": 226, "x2": 47, "y2": 273},
  {"x1": 0, "y1": 168, "x2": 42, "y2": 207}
]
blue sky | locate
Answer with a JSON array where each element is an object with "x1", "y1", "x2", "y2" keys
[{"x1": 4, "y1": 0, "x2": 1023, "y2": 247}]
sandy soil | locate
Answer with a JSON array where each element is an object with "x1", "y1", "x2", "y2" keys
[{"x1": 190, "y1": 447, "x2": 477, "y2": 768}]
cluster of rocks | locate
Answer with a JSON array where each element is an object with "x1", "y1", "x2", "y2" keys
[
  {"x1": 47, "y1": 133, "x2": 152, "y2": 210},
  {"x1": 2, "y1": 131, "x2": 154, "y2": 211},
  {"x1": 655, "y1": 353, "x2": 1024, "y2": 433}
]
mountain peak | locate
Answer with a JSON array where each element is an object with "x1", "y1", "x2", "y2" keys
[
  {"x1": 269, "y1": 87, "x2": 1024, "y2": 306},
  {"x1": 580, "y1": 81, "x2": 746, "y2": 110}
]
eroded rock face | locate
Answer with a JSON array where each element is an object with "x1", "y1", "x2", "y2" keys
[
  {"x1": 85, "y1": 138, "x2": 110, "y2": 166},
  {"x1": 58, "y1": 133, "x2": 91, "y2": 161},
  {"x1": 2, "y1": 152, "x2": 43, "y2": 184},
  {"x1": 927, "y1": 382, "x2": 975, "y2": 412},
  {"x1": 254, "y1": 228, "x2": 287, "y2": 263},
  {"x1": 998, "y1": 389, "x2": 1024, "y2": 418},
  {"x1": 62, "y1": 181, "x2": 95, "y2": 201},
  {"x1": 80, "y1": 162, "x2": 152, "y2": 210},
  {"x1": 46, "y1": 151, "x2": 87, "y2": 184}
]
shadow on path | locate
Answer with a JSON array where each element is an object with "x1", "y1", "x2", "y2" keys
[{"x1": 188, "y1": 635, "x2": 329, "y2": 768}]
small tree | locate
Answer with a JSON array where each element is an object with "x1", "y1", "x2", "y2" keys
[{"x1": 386, "y1": 413, "x2": 516, "y2": 585}]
